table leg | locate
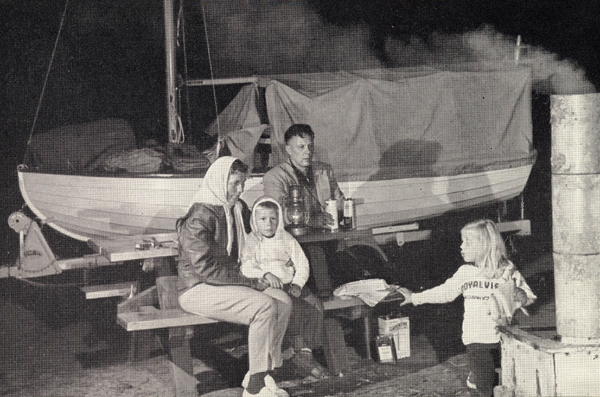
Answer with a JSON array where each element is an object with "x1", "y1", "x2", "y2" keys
[
  {"x1": 363, "y1": 316, "x2": 371, "y2": 360},
  {"x1": 323, "y1": 317, "x2": 348, "y2": 375},
  {"x1": 155, "y1": 258, "x2": 197, "y2": 396},
  {"x1": 169, "y1": 326, "x2": 197, "y2": 397},
  {"x1": 303, "y1": 243, "x2": 333, "y2": 297}
]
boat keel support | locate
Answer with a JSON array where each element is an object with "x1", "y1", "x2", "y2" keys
[{"x1": 1, "y1": 211, "x2": 111, "y2": 279}]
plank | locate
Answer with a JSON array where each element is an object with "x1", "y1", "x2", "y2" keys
[
  {"x1": 89, "y1": 233, "x2": 178, "y2": 262},
  {"x1": 80, "y1": 281, "x2": 138, "y2": 299},
  {"x1": 513, "y1": 341, "x2": 538, "y2": 396},
  {"x1": 323, "y1": 296, "x2": 367, "y2": 311},
  {"x1": 117, "y1": 306, "x2": 217, "y2": 331}
]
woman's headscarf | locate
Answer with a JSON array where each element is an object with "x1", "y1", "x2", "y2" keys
[{"x1": 192, "y1": 156, "x2": 247, "y2": 255}]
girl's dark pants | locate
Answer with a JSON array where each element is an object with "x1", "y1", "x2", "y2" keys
[{"x1": 466, "y1": 342, "x2": 500, "y2": 397}]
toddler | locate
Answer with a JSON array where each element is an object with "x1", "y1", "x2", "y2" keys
[{"x1": 241, "y1": 196, "x2": 326, "y2": 379}]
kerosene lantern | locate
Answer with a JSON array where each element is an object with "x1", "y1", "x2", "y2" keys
[{"x1": 285, "y1": 184, "x2": 309, "y2": 236}]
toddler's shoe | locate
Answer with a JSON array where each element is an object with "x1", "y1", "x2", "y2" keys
[
  {"x1": 242, "y1": 372, "x2": 289, "y2": 397},
  {"x1": 242, "y1": 386, "x2": 278, "y2": 397},
  {"x1": 264, "y1": 374, "x2": 289, "y2": 397}
]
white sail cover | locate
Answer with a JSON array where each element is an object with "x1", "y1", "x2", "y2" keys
[{"x1": 209, "y1": 67, "x2": 535, "y2": 182}]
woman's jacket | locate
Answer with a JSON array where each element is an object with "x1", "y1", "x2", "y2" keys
[{"x1": 176, "y1": 201, "x2": 255, "y2": 291}]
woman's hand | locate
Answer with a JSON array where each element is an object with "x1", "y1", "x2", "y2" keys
[
  {"x1": 308, "y1": 212, "x2": 334, "y2": 229},
  {"x1": 288, "y1": 284, "x2": 302, "y2": 297},
  {"x1": 397, "y1": 287, "x2": 414, "y2": 306},
  {"x1": 264, "y1": 273, "x2": 284, "y2": 289}
]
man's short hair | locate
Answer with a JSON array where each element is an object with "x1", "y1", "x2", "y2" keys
[{"x1": 284, "y1": 124, "x2": 315, "y2": 144}]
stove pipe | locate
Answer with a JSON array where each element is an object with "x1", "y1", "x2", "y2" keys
[{"x1": 551, "y1": 93, "x2": 600, "y2": 344}]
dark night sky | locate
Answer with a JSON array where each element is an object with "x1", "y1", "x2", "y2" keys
[{"x1": 1, "y1": 0, "x2": 600, "y2": 261}]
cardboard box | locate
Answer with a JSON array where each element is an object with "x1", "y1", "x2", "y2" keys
[
  {"x1": 378, "y1": 316, "x2": 410, "y2": 359},
  {"x1": 375, "y1": 335, "x2": 396, "y2": 363}
]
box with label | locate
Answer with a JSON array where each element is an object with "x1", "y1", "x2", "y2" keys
[
  {"x1": 378, "y1": 316, "x2": 410, "y2": 359},
  {"x1": 375, "y1": 335, "x2": 396, "y2": 363}
]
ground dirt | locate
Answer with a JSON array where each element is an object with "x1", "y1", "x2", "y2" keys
[{"x1": 0, "y1": 232, "x2": 556, "y2": 397}]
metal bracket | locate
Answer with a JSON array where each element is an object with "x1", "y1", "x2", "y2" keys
[
  {"x1": 4, "y1": 212, "x2": 61, "y2": 278},
  {"x1": 2, "y1": 211, "x2": 112, "y2": 278}
]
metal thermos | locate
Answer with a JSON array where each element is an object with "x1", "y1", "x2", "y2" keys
[{"x1": 325, "y1": 199, "x2": 339, "y2": 231}]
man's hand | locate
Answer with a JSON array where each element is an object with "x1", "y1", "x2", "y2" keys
[
  {"x1": 264, "y1": 273, "x2": 284, "y2": 289},
  {"x1": 397, "y1": 287, "x2": 414, "y2": 306},
  {"x1": 308, "y1": 211, "x2": 335, "y2": 229},
  {"x1": 288, "y1": 284, "x2": 302, "y2": 298}
]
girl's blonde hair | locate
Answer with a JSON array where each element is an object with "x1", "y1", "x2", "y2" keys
[{"x1": 461, "y1": 219, "x2": 512, "y2": 278}]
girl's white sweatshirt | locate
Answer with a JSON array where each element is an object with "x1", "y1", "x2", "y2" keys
[{"x1": 411, "y1": 263, "x2": 536, "y2": 345}]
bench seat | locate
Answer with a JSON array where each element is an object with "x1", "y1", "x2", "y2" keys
[
  {"x1": 118, "y1": 296, "x2": 368, "y2": 332},
  {"x1": 80, "y1": 281, "x2": 138, "y2": 299},
  {"x1": 117, "y1": 306, "x2": 218, "y2": 331}
]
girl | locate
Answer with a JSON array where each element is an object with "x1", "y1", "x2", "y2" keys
[{"x1": 398, "y1": 219, "x2": 536, "y2": 397}]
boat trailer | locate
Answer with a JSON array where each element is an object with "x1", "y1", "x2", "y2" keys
[{"x1": 1, "y1": 208, "x2": 531, "y2": 279}]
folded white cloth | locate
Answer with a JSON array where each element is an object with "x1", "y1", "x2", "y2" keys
[{"x1": 333, "y1": 279, "x2": 394, "y2": 306}]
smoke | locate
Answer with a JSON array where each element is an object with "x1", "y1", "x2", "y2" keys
[
  {"x1": 200, "y1": 1, "x2": 382, "y2": 76},
  {"x1": 461, "y1": 25, "x2": 596, "y2": 95},
  {"x1": 198, "y1": 2, "x2": 595, "y2": 95},
  {"x1": 384, "y1": 25, "x2": 596, "y2": 95}
]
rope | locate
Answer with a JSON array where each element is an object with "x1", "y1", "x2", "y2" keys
[
  {"x1": 167, "y1": 2, "x2": 184, "y2": 144},
  {"x1": 168, "y1": 102, "x2": 185, "y2": 144},
  {"x1": 200, "y1": 0, "x2": 223, "y2": 150},
  {"x1": 514, "y1": 35, "x2": 521, "y2": 66},
  {"x1": 27, "y1": 0, "x2": 70, "y2": 146}
]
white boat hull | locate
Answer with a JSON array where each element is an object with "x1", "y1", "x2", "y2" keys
[{"x1": 18, "y1": 164, "x2": 533, "y2": 241}]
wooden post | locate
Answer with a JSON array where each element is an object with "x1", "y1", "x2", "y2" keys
[{"x1": 155, "y1": 258, "x2": 198, "y2": 397}]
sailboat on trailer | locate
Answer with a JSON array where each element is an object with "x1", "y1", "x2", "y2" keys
[{"x1": 17, "y1": 0, "x2": 535, "y2": 243}]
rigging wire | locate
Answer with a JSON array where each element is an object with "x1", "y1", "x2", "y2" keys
[
  {"x1": 27, "y1": 0, "x2": 70, "y2": 146},
  {"x1": 200, "y1": 0, "x2": 223, "y2": 155}
]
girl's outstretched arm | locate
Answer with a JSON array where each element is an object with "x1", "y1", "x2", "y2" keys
[{"x1": 398, "y1": 287, "x2": 414, "y2": 306}]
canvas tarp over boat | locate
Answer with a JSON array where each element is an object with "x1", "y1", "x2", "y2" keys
[{"x1": 208, "y1": 67, "x2": 535, "y2": 182}]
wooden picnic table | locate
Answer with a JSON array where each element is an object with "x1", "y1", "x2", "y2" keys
[{"x1": 87, "y1": 227, "x2": 390, "y2": 396}]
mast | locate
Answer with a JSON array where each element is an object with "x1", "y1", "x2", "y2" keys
[{"x1": 164, "y1": 0, "x2": 182, "y2": 143}]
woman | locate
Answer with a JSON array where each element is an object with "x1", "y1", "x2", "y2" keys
[{"x1": 177, "y1": 156, "x2": 291, "y2": 397}]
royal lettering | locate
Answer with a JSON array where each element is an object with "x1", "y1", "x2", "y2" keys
[{"x1": 461, "y1": 280, "x2": 500, "y2": 292}]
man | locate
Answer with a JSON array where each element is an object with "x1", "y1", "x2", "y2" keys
[{"x1": 263, "y1": 124, "x2": 345, "y2": 297}]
